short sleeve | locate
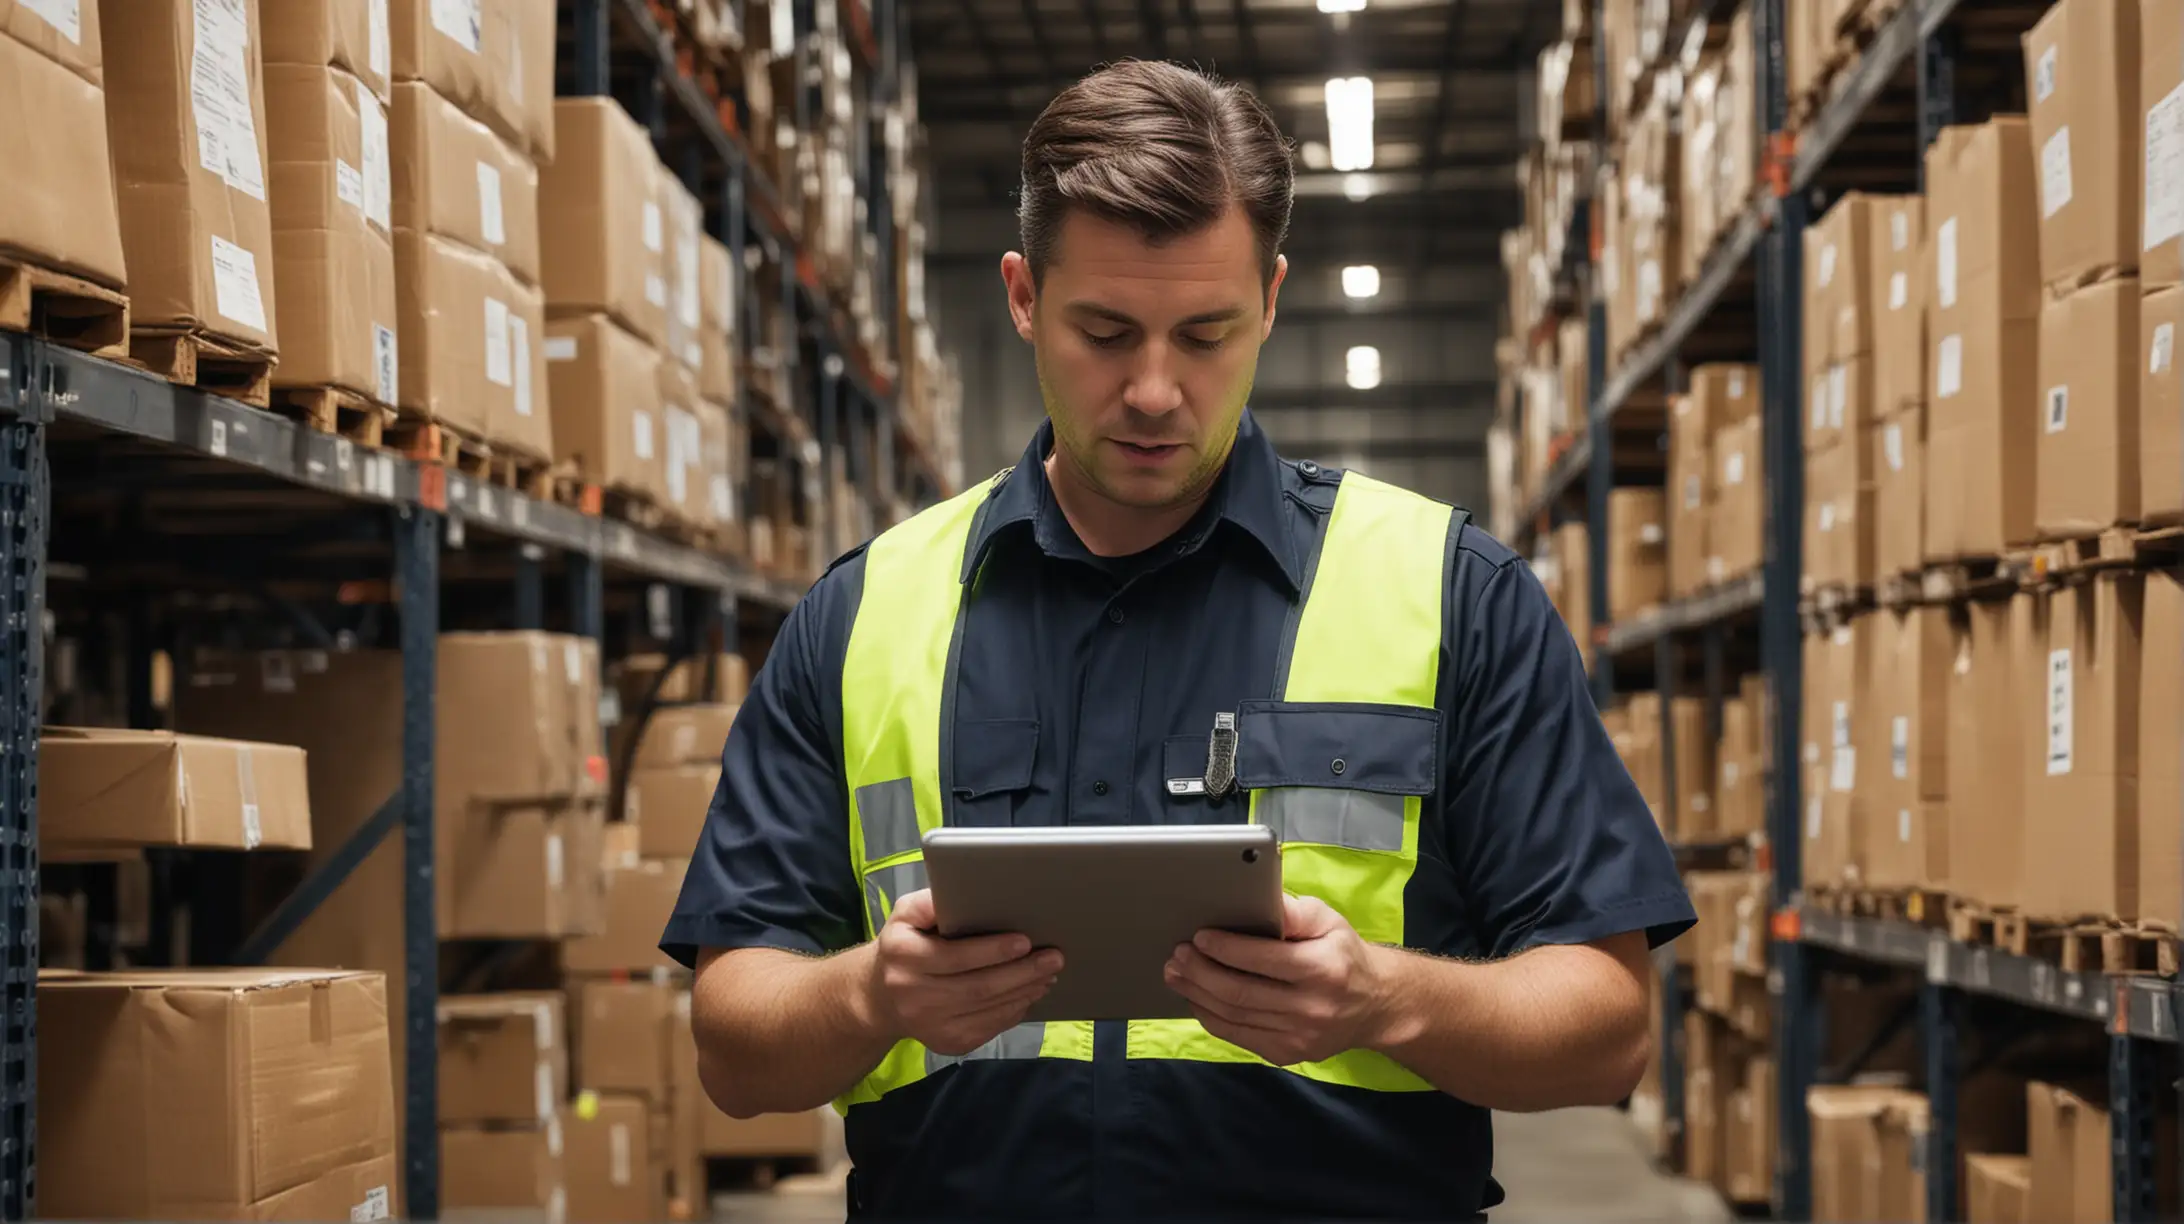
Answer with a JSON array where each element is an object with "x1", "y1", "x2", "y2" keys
[
  {"x1": 1440, "y1": 549, "x2": 1695, "y2": 959},
  {"x1": 660, "y1": 561, "x2": 866, "y2": 967}
]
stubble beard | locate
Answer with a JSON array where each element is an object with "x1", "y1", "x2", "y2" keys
[{"x1": 1035, "y1": 356, "x2": 1249, "y2": 512}]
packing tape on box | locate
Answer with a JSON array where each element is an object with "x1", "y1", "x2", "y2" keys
[
  {"x1": 536, "y1": 1058, "x2": 556, "y2": 1124},
  {"x1": 238, "y1": 746, "x2": 262, "y2": 850},
  {"x1": 609, "y1": 1122, "x2": 633, "y2": 1187}
]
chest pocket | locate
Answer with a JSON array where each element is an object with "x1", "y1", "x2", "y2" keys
[
  {"x1": 1235, "y1": 700, "x2": 1439, "y2": 945},
  {"x1": 951, "y1": 717, "x2": 1040, "y2": 827}
]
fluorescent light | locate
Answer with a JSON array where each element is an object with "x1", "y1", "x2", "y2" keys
[
  {"x1": 1299, "y1": 140, "x2": 1331, "y2": 171},
  {"x1": 1342, "y1": 265, "x2": 1381, "y2": 299},
  {"x1": 1325, "y1": 76, "x2": 1375, "y2": 172},
  {"x1": 1345, "y1": 345, "x2": 1382, "y2": 390},
  {"x1": 1317, "y1": 0, "x2": 1366, "y2": 11},
  {"x1": 1342, "y1": 173, "x2": 1374, "y2": 201}
]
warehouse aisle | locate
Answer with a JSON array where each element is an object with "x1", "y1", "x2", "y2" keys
[{"x1": 1491, "y1": 1108, "x2": 1730, "y2": 1222}]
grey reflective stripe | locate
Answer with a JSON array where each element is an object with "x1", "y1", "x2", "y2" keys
[
  {"x1": 862, "y1": 858, "x2": 930, "y2": 931},
  {"x1": 1260, "y1": 787, "x2": 1406, "y2": 852},
  {"x1": 925, "y1": 1022, "x2": 1047, "y2": 1075},
  {"x1": 856, "y1": 778, "x2": 922, "y2": 860}
]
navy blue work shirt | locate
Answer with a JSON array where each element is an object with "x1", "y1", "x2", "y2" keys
[{"x1": 663, "y1": 409, "x2": 1693, "y2": 1220}]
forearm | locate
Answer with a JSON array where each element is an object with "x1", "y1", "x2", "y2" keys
[
  {"x1": 692, "y1": 944, "x2": 897, "y2": 1118},
  {"x1": 1364, "y1": 938, "x2": 1651, "y2": 1112}
]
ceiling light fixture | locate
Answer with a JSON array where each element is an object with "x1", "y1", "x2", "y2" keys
[
  {"x1": 1324, "y1": 76, "x2": 1375, "y2": 172},
  {"x1": 1342, "y1": 173, "x2": 1374, "y2": 201},
  {"x1": 1342, "y1": 265, "x2": 1381, "y2": 299},
  {"x1": 1345, "y1": 345, "x2": 1382, "y2": 391},
  {"x1": 1317, "y1": 0, "x2": 1367, "y2": 12}
]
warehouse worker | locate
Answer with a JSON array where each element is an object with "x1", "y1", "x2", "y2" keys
[{"x1": 664, "y1": 60, "x2": 1693, "y2": 1220}]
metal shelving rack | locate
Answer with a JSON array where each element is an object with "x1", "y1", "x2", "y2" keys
[
  {"x1": 0, "y1": 0, "x2": 936, "y2": 1216},
  {"x1": 1517, "y1": 0, "x2": 2184, "y2": 1217}
]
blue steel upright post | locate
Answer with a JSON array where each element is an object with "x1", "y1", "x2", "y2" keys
[
  {"x1": 0, "y1": 334, "x2": 46, "y2": 1221},
  {"x1": 1585, "y1": 0, "x2": 1613, "y2": 709},
  {"x1": 395, "y1": 505, "x2": 440, "y2": 1218}
]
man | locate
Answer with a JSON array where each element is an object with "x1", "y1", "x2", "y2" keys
[{"x1": 664, "y1": 61, "x2": 1693, "y2": 1219}]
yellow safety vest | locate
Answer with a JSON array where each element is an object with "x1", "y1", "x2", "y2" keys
[{"x1": 835, "y1": 466, "x2": 1455, "y2": 1111}]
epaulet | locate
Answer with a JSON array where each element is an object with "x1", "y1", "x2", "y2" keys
[{"x1": 818, "y1": 541, "x2": 873, "y2": 582}]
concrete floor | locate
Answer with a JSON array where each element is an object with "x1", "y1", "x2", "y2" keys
[{"x1": 715, "y1": 1107, "x2": 1731, "y2": 1221}]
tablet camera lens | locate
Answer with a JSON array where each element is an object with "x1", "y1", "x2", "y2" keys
[{"x1": 1242, "y1": 847, "x2": 1260, "y2": 864}]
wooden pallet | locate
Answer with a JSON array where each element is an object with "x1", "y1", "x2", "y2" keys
[
  {"x1": 552, "y1": 466, "x2": 604, "y2": 514},
  {"x1": 129, "y1": 328, "x2": 275, "y2": 408},
  {"x1": 386, "y1": 417, "x2": 468, "y2": 470},
  {"x1": 268, "y1": 385, "x2": 395, "y2": 447},
  {"x1": 1944, "y1": 900, "x2": 2173, "y2": 975},
  {"x1": 1947, "y1": 898, "x2": 2027, "y2": 954},
  {"x1": 2020, "y1": 526, "x2": 2184, "y2": 583},
  {"x1": 1913, "y1": 555, "x2": 2012, "y2": 603},
  {"x1": 605, "y1": 488, "x2": 668, "y2": 533},
  {"x1": 1812, "y1": 886, "x2": 1948, "y2": 928},
  {"x1": 0, "y1": 257, "x2": 128, "y2": 356}
]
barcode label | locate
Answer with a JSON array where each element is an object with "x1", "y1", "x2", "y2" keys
[
  {"x1": 374, "y1": 325, "x2": 398, "y2": 406},
  {"x1": 2035, "y1": 46, "x2": 2057, "y2": 102},
  {"x1": 2047, "y1": 648, "x2": 2073, "y2": 775},
  {"x1": 2044, "y1": 127, "x2": 2075, "y2": 219},
  {"x1": 2046, "y1": 385, "x2": 2069, "y2": 433},
  {"x1": 2155, "y1": 324, "x2": 2175, "y2": 375}
]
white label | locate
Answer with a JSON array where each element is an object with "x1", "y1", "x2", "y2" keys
[
  {"x1": 1937, "y1": 334, "x2": 1964, "y2": 399},
  {"x1": 1889, "y1": 271, "x2": 1908, "y2": 311},
  {"x1": 1892, "y1": 716, "x2": 1909, "y2": 779},
  {"x1": 2035, "y1": 46, "x2": 2058, "y2": 102},
  {"x1": 477, "y1": 162, "x2": 505, "y2": 246},
  {"x1": 23, "y1": 0, "x2": 82, "y2": 43},
  {"x1": 711, "y1": 474, "x2": 733, "y2": 520},
  {"x1": 643, "y1": 202, "x2": 664, "y2": 253},
  {"x1": 1724, "y1": 761, "x2": 1740, "y2": 786},
  {"x1": 646, "y1": 274, "x2": 668, "y2": 308},
  {"x1": 534, "y1": 1002, "x2": 554, "y2": 1051},
  {"x1": 1819, "y1": 243, "x2": 1838, "y2": 288},
  {"x1": 336, "y1": 160, "x2": 366, "y2": 213},
  {"x1": 511, "y1": 315, "x2": 533, "y2": 416},
  {"x1": 2047, "y1": 648, "x2": 2073, "y2": 775},
  {"x1": 634, "y1": 409, "x2": 655, "y2": 459},
  {"x1": 2155, "y1": 324, "x2": 2175, "y2": 375},
  {"x1": 1832, "y1": 745, "x2": 1856, "y2": 792},
  {"x1": 1811, "y1": 373, "x2": 1829, "y2": 433},
  {"x1": 1729, "y1": 371, "x2": 1746, "y2": 399},
  {"x1": 535, "y1": 1060, "x2": 556, "y2": 1123},
  {"x1": 374, "y1": 325, "x2": 398, "y2": 406},
  {"x1": 359, "y1": 82, "x2": 391, "y2": 229},
  {"x1": 368, "y1": 0, "x2": 390, "y2": 82},
  {"x1": 191, "y1": 0, "x2": 266, "y2": 201},
  {"x1": 1726, "y1": 451, "x2": 1746, "y2": 486},
  {"x1": 609, "y1": 1124, "x2": 632, "y2": 1186},
  {"x1": 1891, "y1": 210, "x2": 1911, "y2": 252},
  {"x1": 432, "y1": 0, "x2": 482, "y2": 52},
  {"x1": 1937, "y1": 218, "x2": 1959, "y2": 308},
  {"x1": 1819, "y1": 502, "x2": 1837, "y2": 532},
  {"x1": 241, "y1": 800, "x2": 262, "y2": 848},
  {"x1": 1639, "y1": 522, "x2": 1664, "y2": 545},
  {"x1": 1828, "y1": 364, "x2": 1847, "y2": 429},
  {"x1": 484, "y1": 297, "x2": 512, "y2": 387},
  {"x1": 1832, "y1": 700, "x2": 1850, "y2": 749},
  {"x1": 2046, "y1": 385, "x2": 2069, "y2": 433},
  {"x1": 210, "y1": 235, "x2": 268, "y2": 332},
  {"x1": 1899, "y1": 808, "x2": 1913, "y2": 844},
  {"x1": 2043, "y1": 127, "x2": 2074, "y2": 219},
  {"x1": 1885, "y1": 423, "x2": 1905, "y2": 472},
  {"x1": 545, "y1": 335, "x2": 579, "y2": 361},
  {"x1": 666, "y1": 407, "x2": 694, "y2": 503},
  {"x1": 563, "y1": 640, "x2": 582, "y2": 684},
  {"x1": 2145, "y1": 86, "x2": 2184, "y2": 250},
  {"x1": 350, "y1": 1187, "x2": 391, "y2": 1223},
  {"x1": 1806, "y1": 795, "x2": 1823, "y2": 840}
]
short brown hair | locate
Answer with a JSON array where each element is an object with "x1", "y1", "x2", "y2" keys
[{"x1": 1018, "y1": 61, "x2": 1294, "y2": 286}]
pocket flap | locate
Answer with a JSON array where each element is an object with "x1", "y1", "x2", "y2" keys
[
  {"x1": 1233, "y1": 701, "x2": 1439, "y2": 795},
  {"x1": 953, "y1": 718, "x2": 1039, "y2": 798}
]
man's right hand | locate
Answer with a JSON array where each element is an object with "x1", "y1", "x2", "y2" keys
[{"x1": 865, "y1": 888, "x2": 1063, "y2": 1056}]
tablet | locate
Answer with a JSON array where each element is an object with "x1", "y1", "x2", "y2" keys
[{"x1": 922, "y1": 823, "x2": 1285, "y2": 1022}]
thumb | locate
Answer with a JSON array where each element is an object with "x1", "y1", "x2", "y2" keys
[
  {"x1": 1282, "y1": 892, "x2": 1344, "y2": 940},
  {"x1": 887, "y1": 888, "x2": 936, "y2": 931}
]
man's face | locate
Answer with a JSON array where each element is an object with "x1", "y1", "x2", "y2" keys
[{"x1": 1003, "y1": 205, "x2": 1286, "y2": 511}]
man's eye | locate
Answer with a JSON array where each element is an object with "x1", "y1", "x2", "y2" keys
[
  {"x1": 1082, "y1": 329, "x2": 1128, "y2": 348},
  {"x1": 1181, "y1": 333, "x2": 1226, "y2": 352}
]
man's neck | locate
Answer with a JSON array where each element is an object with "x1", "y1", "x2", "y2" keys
[{"x1": 1044, "y1": 451, "x2": 1212, "y2": 558}]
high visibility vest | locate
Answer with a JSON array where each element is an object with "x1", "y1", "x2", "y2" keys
[{"x1": 835, "y1": 466, "x2": 1457, "y2": 1112}]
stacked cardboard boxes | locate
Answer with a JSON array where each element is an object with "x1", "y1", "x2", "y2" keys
[
  {"x1": 1665, "y1": 364, "x2": 1761, "y2": 598},
  {"x1": 1802, "y1": 194, "x2": 1900, "y2": 594},
  {"x1": 1607, "y1": 488, "x2": 1668, "y2": 621},
  {"x1": 440, "y1": 993, "x2": 570, "y2": 1220},
  {"x1": 389, "y1": 0, "x2": 554, "y2": 458}
]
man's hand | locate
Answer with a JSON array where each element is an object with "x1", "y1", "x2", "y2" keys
[
  {"x1": 1162, "y1": 893, "x2": 1394, "y2": 1067},
  {"x1": 865, "y1": 889, "x2": 1063, "y2": 1056}
]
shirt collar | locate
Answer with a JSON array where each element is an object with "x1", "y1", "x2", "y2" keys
[{"x1": 959, "y1": 409, "x2": 1303, "y2": 592}]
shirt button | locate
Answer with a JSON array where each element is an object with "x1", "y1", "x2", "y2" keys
[
  {"x1": 1092, "y1": 780, "x2": 1110, "y2": 796},
  {"x1": 1107, "y1": 606, "x2": 1125, "y2": 625},
  {"x1": 1331, "y1": 758, "x2": 1347, "y2": 776},
  {"x1": 1299, "y1": 461, "x2": 1320, "y2": 477}
]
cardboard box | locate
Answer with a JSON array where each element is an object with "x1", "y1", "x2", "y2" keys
[
  {"x1": 2037, "y1": 278, "x2": 2141, "y2": 535},
  {"x1": 439, "y1": 992, "x2": 567, "y2": 1127},
  {"x1": 573, "y1": 979, "x2": 678, "y2": 1105},
  {"x1": 699, "y1": 233, "x2": 737, "y2": 404},
  {"x1": 264, "y1": 63, "x2": 398, "y2": 407},
  {"x1": 660, "y1": 358, "x2": 706, "y2": 517},
  {"x1": 1924, "y1": 121, "x2": 2042, "y2": 559},
  {"x1": 1808, "y1": 1086, "x2": 1899, "y2": 1224},
  {"x1": 2142, "y1": 0, "x2": 2184, "y2": 293},
  {"x1": 1803, "y1": 432, "x2": 1875, "y2": 591},
  {"x1": 392, "y1": 228, "x2": 527, "y2": 437},
  {"x1": 564, "y1": 1093, "x2": 654, "y2": 1223},
  {"x1": 438, "y1": 632, "x2": 604, "y2": 802},
  {"x1": 441, "y1": 1122, "x2": 563, "y2": 1216},
  {"x1": 1711, "y1": 415, "x2": 1764, "y2": 585},
  {"x1": 1551, "y1": 522, "x2": 1592, "y2": 656},
  {"x1": 262, "y1": 0, "x2": 390, "y2": 101},
  {"x1": 1867, "y1": 604, "x2": 1954, "y2": 890},
  {"x1": 660, "y1": 162, "x2": 704, "y2": 375},
  {"x1": 39, "y1": 968, "x2": 398, "y2": 1220},
  {"x1": 562, "y1": 846, "x2": 689, "y2": 977},
  {"x1": 616, "y1": 703, "x2": 737, "y2": 773},
  {"x1": 0, "y1": 4, "x2": 127, "y2": 293},
  {"x1": 542, "y1": 98, "x2": 667, "y2": 345},
  {"x1": 1804, "y1": 619, "x2": 1874, "y2": 888},
  {"x1": 389, "y1": 0, "x2": 552, "y2": 163},
  {"x1": 1804, "y1": 195, "x2": 1886, "y2": 397},
  {"x1": 1618, "y1": 695, "x2": 1666, "y2": 827},
  {"x1": 2142, "y1": 285, "x2": 2183, "y2": 524},
  {"x1": 1874, "y1": 196, "x2": 1927, "y2": 417},
  {"x1": 2024, "y1": 0, "x2": 2141, "y2": 292},
  {"x1": 700, "y1": 398, "x2": 738, "y2": 530},
  {"x1": 390, "y1": 80, "x2": 539, "y2": 285},
  {"x1": 102, "y1": 0, "x2": 279, "y2": 354},
  {"x1": 2142, "y1": 568, "x2": 2183, "y2": 930},
  {"x1": 547, "y1": 313, "x2": 666, "y2": 498},
  {"x1": 446, "y1": 797, "x2": 606, "y2": 939},
  {"x1": 2026, "y1": 573, "x2": 2142, "y2": 922},
  {"x1": 1874, "y1": 403, "x2": 1926, "y2": 577},
  {"x1": 1723, "y1": 1056, "x2": 1776, "y2": 1205},
  {"x1": 1946, "y1": 592, "x2": 2042, "y2": 910},
  {"x1": 2027, "y1": 1081, "x2": 2111, "y2": 1224},
  {"x1": 40, "y1": 727, "x2": 311, "y2": 852},
  {"x1": 1716, "y1": 696, "x2": 1763, "y2": 838},
  {"x1": 1669, "y1": 394, "x2": 1711, "y2": 598},
  {"x1": 614, "y1": 652, "x2": 752, "y2": 712},
  {"x1": 1967, "y1": 1154, "x2": 2033, "y2": 1224},
  {"x1": 626, "y1": 763, "x2": 719, "y2": 859},
  {"x1": 1606, "y1": 488, "x2": 1667, "y2": 621}
]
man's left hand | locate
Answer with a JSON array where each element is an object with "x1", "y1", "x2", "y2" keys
[{"x1": 1163, "y1": 893, "x2": 1399, "y2": 1067}]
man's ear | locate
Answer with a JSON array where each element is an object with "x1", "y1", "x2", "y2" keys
[
  {"x1": 1001, "y1": 252, "x2": 1038, "y2": 343},
  {"x1": 1262, "y1": 254, "x2": 1288, "y2": 339}
]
